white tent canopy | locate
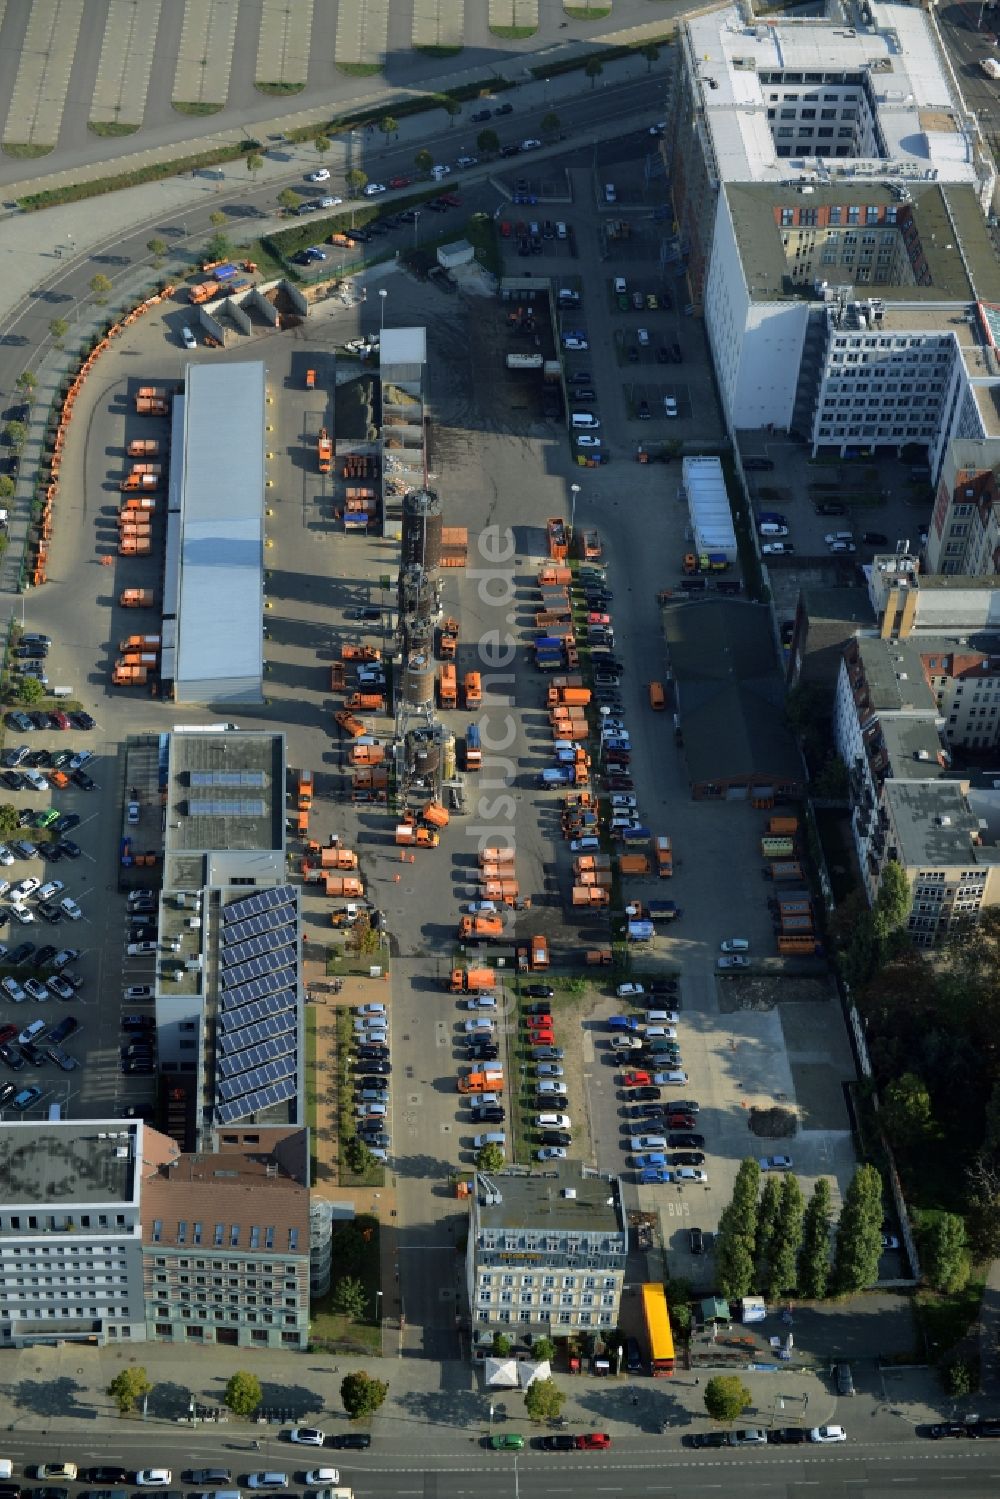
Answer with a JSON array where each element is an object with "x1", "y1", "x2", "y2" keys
[{"x1": 483, "y1": 1357, "x2": 553, "y2": 1388}]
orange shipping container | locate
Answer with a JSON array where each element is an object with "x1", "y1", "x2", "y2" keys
[
  {"x1": 349, "y1": 743, "x2": 385, "y2": 766},
  {"x1": 619, "y1": 854, "x2": 651, "y2": 876},
  {"x1": 538, "y1": 566, "x2": 572, "y2": 586},
  {"x1": 479, "y1": 847, "x2": 515, "y2": 867}
]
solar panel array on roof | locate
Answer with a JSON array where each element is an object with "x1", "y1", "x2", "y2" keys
[
  {"x1": 216, "y1": 884, "x2": 299, "y2": 1123},
  {"x1": 186, "y1": 798, "x2": 267, "y2": 818},
  {"x1": 189, "y1": 770, "x2": 268, "y2": 789}
]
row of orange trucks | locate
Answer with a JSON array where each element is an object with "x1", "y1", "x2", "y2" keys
[
  {"x1": 436, "y1": 662, "x2": 481, "y2": 712},
  {"x1": 112, "y1": 633, "x2": 161, "y2": 687},
  {"x1": 327, "y1": 649, "x2": 390, "y2": 805},
  {"x1": 293, "y1": 770, "x2": 366, "y2": 905},
  {"x1": 761, "y1": 817, "x2": 822, "y2": 955},
  {"x1": 114, "y1": 387, "x2": 170, "y2": 660},
  {"x1": 534, "y1": 560, "x2": 580, "y2": 674}
]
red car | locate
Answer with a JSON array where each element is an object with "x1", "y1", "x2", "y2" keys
[
  {"x1": 525, "y1": 1013, "x2": 553, "y2": 1029},
  {"x1": 576, "y1": 1433, "x2": 612, "y2": 1450},
  {"x1": 49, "y1": 710, "x2": 72, "y2": 731},
  {"x1": 529, "y1": 1030, "x2": 556, "y2": 1047},
  {"x1": 665, "y1": 1114, "x2": 696, "y2": 1130},
  {"x1": 499, "y1": 220, "x2": 512, "y2": 238},
  {"x1": 622, "y1": 1070, "x2": 652, "y2": 1089},
  {"x1": 389, "y1": 175, "x2": 410, "y2": 189},
  {"x1": 437, "y1": 192, "x2": 462, "y2": 207}
]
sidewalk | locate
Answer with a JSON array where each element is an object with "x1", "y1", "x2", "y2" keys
[{"x1": 0, "y1": 1334, "x2": 848, "y2": 1446}]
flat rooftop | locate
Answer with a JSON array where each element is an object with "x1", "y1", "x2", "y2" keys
[
  {"x1": 686, "y1": 3, "x2": 979, "y2": 186},
  {"x1": 726, "y1": 182, "x2": 996, "y2": 305},
  {"x1": 175, "y1": 361, "x2": 265, "y2": 704},
  {"x1": 476, "y1": 1164, "x2": 625, "y2": 1236},
  {"x1": 166, "y1": 731, "x2": 284, "y2": 856},
  {"x1": 884, "y1": 778, "x2": 995, "y2": 867},
  {"x1": 854, "y1": 637, "x2": 938, "y2": 713},
  {"x1": 0, "y1": 1122, "x2": 139, "y2": 1208}
]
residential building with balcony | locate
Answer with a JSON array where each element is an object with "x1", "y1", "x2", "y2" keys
[
  {"x1": 466, "y1": 1164, "x2": 628, "y2": 1349},
  {"x1": 833, "y1": 625, "x2": 1000, "y2": 943}
]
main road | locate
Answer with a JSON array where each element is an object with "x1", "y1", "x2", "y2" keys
[{"x1": 1, "y1": 1424, "x2": 999, "y2": 1496}]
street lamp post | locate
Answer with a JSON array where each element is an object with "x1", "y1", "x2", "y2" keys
[
  {"x1": 379, "y1": 287, "x2": 387, "y2": 335},
  {"x1": 413, "y1": 210, "x2": 421, "y2": 250},
  {"x1": 570, "y1": 482, "x2": 581, "y2": 539}
]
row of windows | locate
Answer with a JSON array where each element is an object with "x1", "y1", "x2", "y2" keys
[
  {"x1": 775, "y1": 125, "x2": 853, "y2": 139},
  {"x1": 817, "y1": 427, "x2": 937, "y2": 439},
  {"x1": 14, "y1": 1305, "x2": 130, "y2": 1319},
  {"x1": 478, "y1": 1273, "x2": 617, "y2": 1289},
  {"x1": 826, "y1": 383, "x2": 943, "y2": 395},
  {"x1": 478, "y1": 1310, "x2": 615, "y2": 1326},
  {"x1": 478, "y1": 1290, "x2": 617, "y2": 1308},
  {"x1": 772, "y1": 106, "x2": 856, "y2": 121},
  {"x1": 2, "y1": 1214, "x2": 131, "y2": 1232},
  {"x1": 152, "y1": 1273, "x2": 298, "y2": 1290},
  {"x1": 151, "y1": 1222, "x2": 297, "y2": 1250},
  {"x1": 768, "y1": 90, "x2": 860, "y2": 102},
  {"x1": 154, "y1": 1306, "x2": 301, "y2": 1326},
  {"x1": 154, "y1": 1322, "x2": 303, "y2": 1344},
  {"x1": 823, "y1": 396, "x2": 937, "y2": 410},
  {"x1": 152, "y1": 1256, "x2": 301, "y2": 1273}
]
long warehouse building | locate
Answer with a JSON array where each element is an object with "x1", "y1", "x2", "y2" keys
[{"x1": 165, "y1": 361, "x2": 266, "y2": 704}]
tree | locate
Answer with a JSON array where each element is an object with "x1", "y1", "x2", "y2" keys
[
  {"x1": 768, "y1": 1173, "x2": 805, "y2": 1295},
  {"x1": 703, "y1": 1374, "x2": 751, "y2": 1424},
  {"x1": 477, "y1": 128, "x2": 499, "y2": 156},
  {"x1": 205, "y1": 231, "x2": 231, "y2": 262},
  {"x1": 345, "y1": 1134, "x2": 375, "y2": 1174},
  {"x1": 345, "y1": 168, "x2": 368, "y2": 195},
  {"x1": 4, "y1": 420, "x2": 26, "y2": 450},
  {"x1": 715, "y1": 1207, "x2": 755, "y2": 1301},
  {"x1": 443, "y1": 98, "x2": 461, "y2": 128},
  {"x1": 882, "y1": 1072, "x2": 936, "y2": 1149},
  {"x1": 541, "y1": 112, "x2": 560, "y2": 138},
  {"x1": 0, "y1": 805, "x2": 19, "y2": 838},
  {"x1": 331, "y1": 1275, "x2": 368, "y2": 1319},
  {"x1": 642, "y1": 43, "x2": 660, "y2": 72},
  {"x1": 967, "y1": 1154, "x2": 1000, "y2": 1258},
  {"x1": 414, "y1": 149, "x2": 433, "y2": 175},
  {"x1": 492, "y1": 1331, "x2": 512, "y2": 1356},
  {"x1": 585, "y1": 58, "x2": 603, "y2": 90},
  {"x1": 943, "y1": 1356, "x2": 975, "y2": 1398},
  {"x1": 224, "y1": 1370, "x2": 262, "y2": 1417},
  {"x1": 814, "y1": 754, "x2": 849, "y2": 800},
  {"x1": 341, "y1": 1369, "x2": 388, "y2": 1420},
  {"x1": 525, "y1": 1376, "x2": 565, "y2": 1423},
  {"x1": 476, "y1": 1143, "x2": 505, "y2": 1172},
  {"x1": 798, "y1": 1178, "x2": 833, "y2": 1299},
  {"x1": 89, "y1": 273, "x2": 112, "y2": 305},
  {"x1": 146, "y1": 238, "x2": 167, "y2": 268},
  {"x1": 15, "y1": 371, "x2": 36, "y2": 400},
  {"x1": 278, "y1": 187, "x2": 302, "y2": 214},
  {"x1": 873, "y1": 861, "x2": 911, "y2": 939},
  {"x1": 49, "y1": 317, "x2": 68, "y2": 347},
  {"x1": 107, "y1": 1365, "x2": 153, "y2": 1413},
  {"x1": 530, "y1": 1336, "x2": 556, "y2": 1363},
  {"x1": 314, "y1": 133, "x2": 331, "y2": 159},
  {"x1": 245, "y1": 153, "x2": 263, "y2": 181},
  {"x1": 0, "y1": 476, "x2": 13, "y2": 500},
  {"x1": 833, "y1": 1164, "x2": 884, "y2": 1294},
  {"x1": 755, "y1": 1175, "x2": 782, "y2": 1281},
  {"x1": 330, "y1": 1224, "x2": 366, "y2": 1276},
  {"x1": 347, "y1": 911, "x2": 381, "y2": 957},
  {"x1": 209, "y1": 210, "x2": 227, "y2": 229},
  {"x1": 730, "y1": 1158, "x2": 762, "y2": 1238},
  {"x1": 379, "y1": 115, "x2": 398, "y2": 140},
  {"x1": 923, "y1": 1214, "x2": 968, "y2": 1295},
  {"x1": 16, "y1": 676, "x2": 44, "y2": 705}
]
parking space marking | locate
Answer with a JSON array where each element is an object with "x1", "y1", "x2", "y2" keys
[
  {"x1": 256, "y1": 0, "x2": 313, "y2": 88},
  {"x1": 91, "y1": 0, "x2": 162, "y2": 129},
  {"x1": 173, "y1": 0, "x2": 239, "y2": 107},
  {"x1": 412, "y1": 0, "x2": 465, "y2": 51},
  {"x1": 335, "y1": 0, "x2": 389, "y2": 68},
  {"x1": 488, "y1": 0, "x2": 539, "y2": 34},
  {"x1": 3, "y1": 0, "x2": 84, "y2": 148}
]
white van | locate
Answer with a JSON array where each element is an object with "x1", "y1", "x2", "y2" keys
[
  {"x1": 720, "y1": 938, "x2": 750, "y2": 952},
  {"x1": 571, "y1": 412, "x2": 600, "y2": 429},
  {"x1": 536, "y1": 1112, "x2": 571, "y2": 1129}
]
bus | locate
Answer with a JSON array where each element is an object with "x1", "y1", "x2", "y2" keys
[{"x1": 640, "y1": 1281, "x2": 675, "y2": 1376}]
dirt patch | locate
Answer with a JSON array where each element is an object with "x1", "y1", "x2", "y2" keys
[
  {"x1": 716, "y1": 972, "x2": 836, "y2": 1013},
  {"x1": 748, "y1": 1104, "x2": 797, "y2": 1140}
]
